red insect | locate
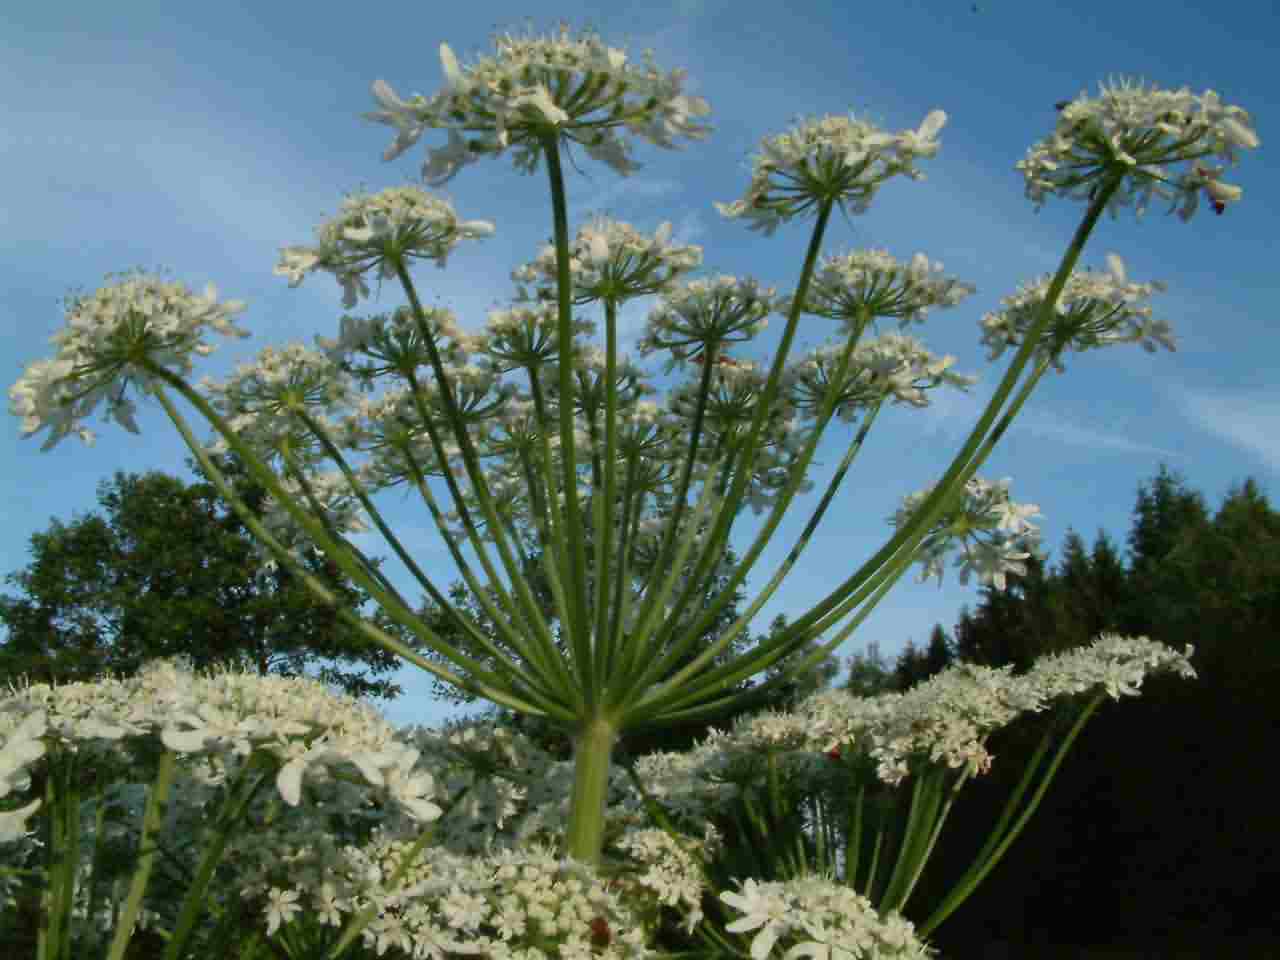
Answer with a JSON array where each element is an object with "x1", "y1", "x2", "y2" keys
[
  {"x1": 693, "y1": 351, "x2": 739, "y2": 368},
  {"x1": 1193, "y1": 165, "x2": 1228, "y2": 215},
  {"x1": 589, "y1": 916, "x2": 612, "y2": 949}
]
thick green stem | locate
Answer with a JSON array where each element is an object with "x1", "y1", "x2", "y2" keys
[{"x1": 566, "y1": 714, "x2": 619, "y2": 865}]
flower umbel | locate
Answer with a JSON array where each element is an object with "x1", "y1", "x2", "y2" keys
[
  {"x1": 8, "y1": 268, "x2": 248, "y2": 450},
  {"x1": 1017, "y1": 75, "x2": 1260, "y2": 220},
  {"x1": 890, "y1": 476, "x2": 1043, "y2": 590},
  {"x1": 363, "y1": 23, "x2": 712, "y2": 185},
  {"x1": 716, "y1": 110, "x2": 947, "y2": 236},
  {"x1": 512, "y1": 217, "x2": 703, "y2": 305},
  {"x1": 781, "y1": 249, "x2": 977, "y2": 338},
  {"x1": 719, "y1": 876, "x2": 933, "y2": 960},
  {"x1": 979, "y1": 253, "x2": 1173, "y2": 373},
  {"x1": 274, "y1": 184, "x2": 494, "y2": 309}
]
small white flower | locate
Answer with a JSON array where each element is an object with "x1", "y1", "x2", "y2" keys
[{"x1": 264, "y1": 887, "x2": 301, "y2": 935}]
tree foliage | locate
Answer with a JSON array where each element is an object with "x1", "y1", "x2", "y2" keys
[{"x1": 0, "y1": 453, "x2": 417, "y2": 702}]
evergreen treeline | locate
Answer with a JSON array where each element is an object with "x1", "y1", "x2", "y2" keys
[{"x1": 847, "y1": 464, "x2": 1279, "y2": 951}]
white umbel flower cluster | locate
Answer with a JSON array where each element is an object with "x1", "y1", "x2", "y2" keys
[
  {"x1": 639, "y1": 274, "x2": 776, "y2": 367},
  {"x1": 8, "y1": 270, "x2": 249, "y2": 450},
  {"x1": 786, "y1": 334, "x2": 976, "y2": 422},
  {"x1": 978, "y1": 253, "x2": 1174, "y2": 373},
  {"x1": 1017, "y1": 75, "x2": 1260, "y2": 219},
  {"x1": 719, "y1": 875, "x2": 934, "y2": 960},
  {"x1": 611, "y1": 827, "x2": 715, "y2": 933},
  {"x1": 625, "y1": 635, "x2": 1194, "y2": 809},
  {"x1": 0, "y1": 659, "x2": 444, "y2": 849},
  {"x1": 275, "y1": 185, "x2": 494, "y2": 309},
  {"x1": 782, "y1": 249, "x2": 976, "y2": 336},
  {"x1": 716, "y1": 111, "x2": 946, "y2": 235},
  {"x1": 364, "y1": 24, "x2": 711, "y2": 184},
  {"x1": 215, "y1": 806, "x2": 657, "y2": 960},
  {"x1": 512, "y1": 217, "x2": 703, "y2": 305},
  {"x1": 890, "y1": 476, "x2": 1043, "y2": 591}
]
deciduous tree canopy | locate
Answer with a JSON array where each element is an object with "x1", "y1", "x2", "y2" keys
[{"x1": 0, "y1": 453, "x2": 418, "y2": 702}]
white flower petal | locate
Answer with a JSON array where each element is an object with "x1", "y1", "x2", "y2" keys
[{"x1": 440, "y1": 43, "x2": 463, "y2": 90}]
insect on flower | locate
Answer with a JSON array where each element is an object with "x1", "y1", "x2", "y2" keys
[
  {"x1": 693, "y1": 351, "x2": 740, "y2": 368},
  {"x1": 589, "y1": 916, "x2": 612, "y2": 949},
  {"x1": 1193, "y1": 165, "x2": 1228, "y2": 215}
]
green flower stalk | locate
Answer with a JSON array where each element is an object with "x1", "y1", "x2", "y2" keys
[{"x1": 8, "y1": 19, "x2": 1259, "y2": 883}]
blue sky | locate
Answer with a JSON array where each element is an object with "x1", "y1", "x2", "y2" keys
[{"x1": 3, "y1": 0, "x2": 1276, "y2": 734}]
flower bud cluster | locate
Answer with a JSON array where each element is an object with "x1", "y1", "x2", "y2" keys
[
  {"x1": 275, "y1": 185, "x2": 495, "y2": 309},
  {"x1": 9, "y1": 269, "x2": 248, "y2": 450},
  {"x1": 512, "y1": 218, "x2": 703, "y2": 305},
  {"x1": 716, "y1": 110, "x2": 946, "y2": 235},
  {"x1": 1017, "y1": 75, "x2": 1260, "y2": 219},
  {"x1": 890, "y1": 476, "x2": 1043, "y2": 590},
  {"x1": 979, "y1": 253, "x2": 1174, "y2": 372},
  {"x1": 364, "y1": 24, "x2": 711, "y2": 185},
  {"x1": 719, "y1": 875, "x2": 933, "y2": 960}
]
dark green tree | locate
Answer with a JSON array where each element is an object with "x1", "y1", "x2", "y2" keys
[
  {"x1": 755, "y1": 612, "x2": 842, "y2": 708},
  {"x1": 889, "y1": 624, "x2": 958, "y2": 690},
  {"x1": 842, "y1": 639, "x2": 897, "y2": 697},
  {"x1": 950, "y1": 548, "x2": 1060, "y2": 673},
  {"x1": 1117, "y1": 462, "x2": 1211, "y2": 634},
  {"x1": 0, "y1": 452, "x2": 416, "y2": 702},
  {"x1": 922, "y1": 623, "x2": 957, "y2": 678}
]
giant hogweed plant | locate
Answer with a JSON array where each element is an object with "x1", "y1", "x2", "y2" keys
[{"x1": 3, "y1": 21, "x2": 1256, "y2": 960}]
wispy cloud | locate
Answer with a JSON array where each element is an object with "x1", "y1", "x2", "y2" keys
[
  {"x1": 1177, "y1": 389, "x2": 1280, "y2": 474},
  {"x1": 917, "y1": 388, "x2": 1186, "y2": 459},
  {"x1": 1013, "y1": 410, "x2": 1187, "y2": 458},
  {"x1": 566, "y1": 174, "x2": 684, "y2": 222}
]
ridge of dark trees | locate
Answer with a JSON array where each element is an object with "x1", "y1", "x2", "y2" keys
[{"x1": 841, "y1": 464, "x2": 1278, "y2": 952}]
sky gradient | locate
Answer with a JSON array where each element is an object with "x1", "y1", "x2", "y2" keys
[{"x1": 4, "y1": 0, "x2": 1277, "y2": 733}]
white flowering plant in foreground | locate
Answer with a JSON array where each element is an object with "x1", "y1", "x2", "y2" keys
[{"x1": 4, "y1": 20, "x2": 1255, "y2": 960}]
